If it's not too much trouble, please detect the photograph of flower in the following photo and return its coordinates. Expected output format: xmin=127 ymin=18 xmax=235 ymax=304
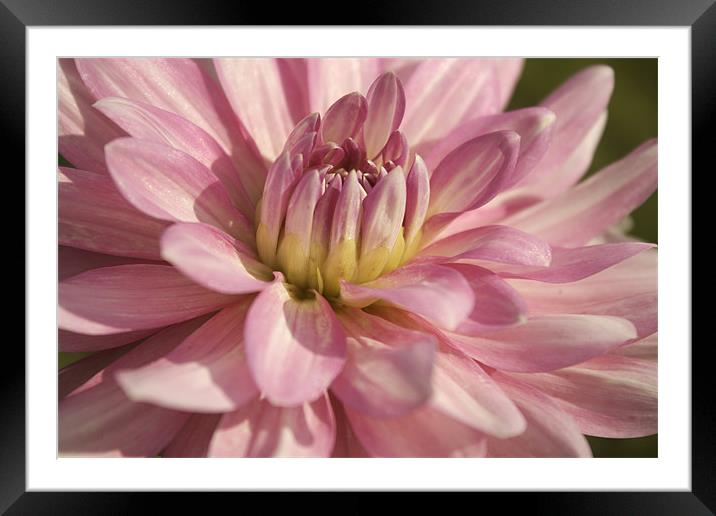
xmin=57 ymin=57 xmax=657 ymax=458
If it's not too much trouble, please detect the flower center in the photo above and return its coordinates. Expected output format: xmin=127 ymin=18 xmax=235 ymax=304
xmin=255 ymin=114 xmax=425 ymax=301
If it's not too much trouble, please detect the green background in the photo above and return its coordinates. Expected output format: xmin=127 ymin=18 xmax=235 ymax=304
xmin=59 ymin=58 xmax=658 ymax=458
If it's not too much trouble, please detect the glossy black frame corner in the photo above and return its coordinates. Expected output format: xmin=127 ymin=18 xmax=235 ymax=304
xmin=6 ymin=0 xmax=706 ymax=512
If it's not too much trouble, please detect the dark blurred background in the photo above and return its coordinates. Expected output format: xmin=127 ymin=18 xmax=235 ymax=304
xmin=509 ymin=58 xmax=658 ymax=458
xmin=59 ymin=58 xmax=658 ymax=458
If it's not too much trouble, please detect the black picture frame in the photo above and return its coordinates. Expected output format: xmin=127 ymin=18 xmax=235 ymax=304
xmin=6 ymin=0 xmax=705 ymax=512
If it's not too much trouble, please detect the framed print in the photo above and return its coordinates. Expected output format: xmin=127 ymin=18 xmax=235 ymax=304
xmin=7 ymin=0 xmax=706 ymax=512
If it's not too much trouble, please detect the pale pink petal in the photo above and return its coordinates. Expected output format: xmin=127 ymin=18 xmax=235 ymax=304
xmin=59 ymin=167 xmax=168 ymax=260
xmin=161 ymin=222 xmax=271 ymax=295
xmin=420 ymin=108 xmax=556 ymax=187
xmin=162 ymin=414 xmax=221 ymax=457
xmin=420 ymin=225 xmax=551 ymax=267
xmin=215 ymin=59 xmax=296 ymax=161
xmin=307 ymin=58 xmax=379 ymax=114
xmin=331 ymin=308 xmax=436 ymax=418
xmin=430 ymin=346 xmax=526 ymax=438
xmin=497 ymin=242 xmax=654 ymax=283
xmin=510 ymin=339 xmax=657 ymax=438
xmin=115 ymin=300 xmax=259 ymax=412
xmin=105 ymin=138 xmax=254 ymax=244
xmin=503 ymin=140 xmax=657 ymax=246
xmin=345 ymin=404 xmax=487 ymax=458
xmin=75 ymin=58 xmax=268 ymax=202
xmin=59 ymin=264 xmax=235 ymax=335
xmin=58 ymin=246 xmax=157 ymax=281
xmin=447 ymin=314 xmax=636 ymax=373
xmin=522 ymin=65 xmax=614 ymax=189
xmin=428 ymin=131 xmax=521 ymax=217
xmin=321 ymin=92 xmax=368 ymax=144
xmin=94 ymin=96 xmax=254 ymax=217
xmin=493 ymin=59 xmax=525 ymax=109
xmin=58 ymin=59 xmax=124 ymax=173
xmin=208 ymin=395 xmax=335 ymax=457
xmin=486 ymin=373 xmax=592 ymax=457
xmin=244 ymin=277 xmax=347 ymax=407
xmin=59 ymin=328 xmax=155 ymax=353
xmin=447 ymin=263 xmax=528 ymax=334
xmin=363 ymin=72 xmax=406 ymax=159
xmin=340 ymin=262 xmax=474 ymax=332
xmin=402 ymin=59 xmax=499 ymax=147
xmin=59 ymin=320 xmax=205 ymax=456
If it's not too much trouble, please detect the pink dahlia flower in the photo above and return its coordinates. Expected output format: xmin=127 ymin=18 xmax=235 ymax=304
xmin=58 ymin=58 xmax=657 ymax=457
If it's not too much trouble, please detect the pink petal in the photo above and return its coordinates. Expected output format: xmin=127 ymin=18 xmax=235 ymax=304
xmin=493 ymin=59 xmax=525 ymax=109
xmin=59 ymin=264 xmax=235 ymax=335
xmin=162 ymin=414 xmax=221 ymax=457
xmin=508 ymin=248 xmax=657 ymax=337
xmin=345 ymin=404 xmax=487 ymax=457
xmin=276 ymin=58 xmax=311 ymax=124
xmin=321 ymin=92 xmax=368 ymax=144
xmin=517 ymin=283 xmax=656 ymax=339
xmin=428 ymin=131 xmax=521 ymax=217
xmin=329 ymin=170 xmax=362 ymax=249
xmin=520 ymin=111 xmax=607 ymax=198
xmin=214 ymin=59 xmax=296 ymax=161
xmin=363 ymin=72 xmax=406 ymax=159
xmin=447 ymin=314 xmax=637 ymax=373
xmin=421 ymin=107 xmax=556 ymax=187
xmin=359 ymin=168 xmax=407 ymax=276
xmin=105 ymin=138 xmax=253 ymax=244
xmin=430 ymin=346 xmax=526 ymax=438
xmin=486 ymin=373 xmax=592 ymax=457
xmin=59 ymin=167 xmax=168 ymax=260
xmin=503 ymin=140 xmax=657 ymax=246
xmin=59 ymin=320 xmax=204 ymax=456
xmin=59 ymin=345 xmax=134 ymax=399
xmin=447 ymin=263 xmax=528 ymax=334
xmin=510 ymin=341 xmax=657 ymax=438
xmin=256 ymin=151 xmax=300 ymax=268
xmin=58 ymin=246 xmax=157 ymax=281
xmin=58 ymin=59 xmax=124 ymax=173
xmin=208 ymin=395 xmax=336 ymax=457
xmin=340 ymin=262 xmax=474 ymax=331
xmin=403 ymin=155 xmax=431 ymax=248
xmin=402 ymin=59 xmax=499 ymax=147
xmin=523 ymin=65 xmax=614 ymax=189
xmin=115 ymin=300 xmax=259 ymax=412
xmin=307 ymin=58 xmax=379 ymax=114
xmin=244 ymin=277 xmax=347 ymax=406
xmin=497 ymin=242 xmax=654 ymax=283
xmin=75 ymin=58 xmax=267 ymax=201
xmin=94 ymin=96 xmax=254 ymax=218
xmin=161 ymin=222 xmax=271 ymax=295
xmin=330 ymin=308 xmax=436 ymax=418
xmin=277 ymin=169 xmax=323 ymax=284
xmin=59 ymin=328 xmax=155 ymax=353
xmin=420 ymin=225 xmax=551 ymax=267
xmin=331 ymin=399 xmax=371 ymax=457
